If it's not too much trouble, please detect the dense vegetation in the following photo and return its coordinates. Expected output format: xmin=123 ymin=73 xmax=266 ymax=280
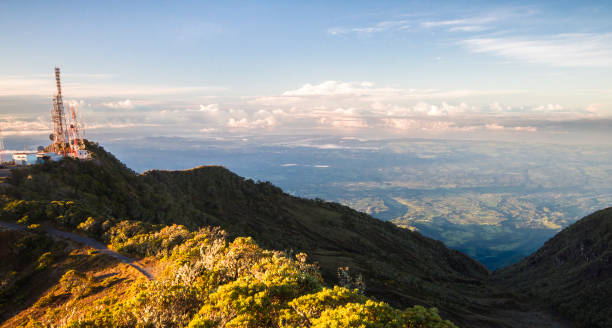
xmin=0 ymin=227 xmax=59 ymax=314
xmin=0 ymin=220 xmax=133 ymax=326
xmin=495 ymin=207 xmax=612 ymax=328
xmin=0 ymin=198 xmax=455 ymax=327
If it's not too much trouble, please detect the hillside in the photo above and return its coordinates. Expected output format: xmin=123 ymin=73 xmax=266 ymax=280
xmin=1 ymin=217 xmax=460 ymax=327
xmin=495 ymin=207 xmax=612 ymax=327
xmin=2 ymin=142 xmax=495 ymax=326
xmin=0 ymin=225 xmax=147 ymax=327
xmin=0 ymin=141 xmax=582 ymax=327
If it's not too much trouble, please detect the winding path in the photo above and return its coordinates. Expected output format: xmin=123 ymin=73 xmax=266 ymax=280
xmin=0 ymin=221 xmax=153 ymax=280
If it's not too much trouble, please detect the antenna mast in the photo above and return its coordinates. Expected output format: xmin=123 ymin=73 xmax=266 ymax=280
xmin=51 ymin=67 xmax=69 ymax=153
xmin=67 ymin=103 xmax=86 ymax=156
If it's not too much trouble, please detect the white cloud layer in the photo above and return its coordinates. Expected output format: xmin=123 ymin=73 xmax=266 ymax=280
xmin=0 ymin=75 xmax=224 ymax=97
xmin=102 ymin=99 xmax=135 ymax=110
xmin=275 ymin=80 xmax=519 ymax=102
xmin=1 ymin=79 xmax=609 ymax=142
xmin=328 ymin=20 xmax=411 ymax=36
xmin=462 ymin=33 xmax=612 ymax=67
xmin=328 ymin=8 xmax=533 ymax=36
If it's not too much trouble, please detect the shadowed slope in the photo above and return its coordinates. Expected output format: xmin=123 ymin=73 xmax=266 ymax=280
xmin=495 ymin=207 xmax=612 ymax=327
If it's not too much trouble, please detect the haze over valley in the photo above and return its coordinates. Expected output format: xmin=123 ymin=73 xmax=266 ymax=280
xmin=87 ymin=135 xmax=612 ymax=270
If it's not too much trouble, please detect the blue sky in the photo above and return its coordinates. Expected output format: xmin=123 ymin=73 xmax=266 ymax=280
xmin=1 ymin=0 xmax=612 ymax=145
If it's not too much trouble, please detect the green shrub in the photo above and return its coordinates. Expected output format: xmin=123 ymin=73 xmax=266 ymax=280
xmin=59 ymin=270 xmax=91 ymax=298
xmin=36 ymin=252 xmax=54 ymax=271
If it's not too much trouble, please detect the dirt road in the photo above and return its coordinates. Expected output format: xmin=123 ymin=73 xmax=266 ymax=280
xmin=0 ymin=221 xmax=153 ymax=280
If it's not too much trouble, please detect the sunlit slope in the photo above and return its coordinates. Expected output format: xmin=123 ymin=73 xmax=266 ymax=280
xmin=495 ymin=207 xmax=612 ymax=328
xmin=0 ymin=228 xmax=145 ymax=327
xmin=2 ymin=142 xmax=506 ymax=326
xmin=0 ymin=217 xmax=458 ymax=327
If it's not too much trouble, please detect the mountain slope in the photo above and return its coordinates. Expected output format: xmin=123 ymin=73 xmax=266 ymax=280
xmin=495 ymin=207 xmax=612 ymax=327
xmin=0 ymin=226 xmax=146 ymax=327
xmin=0 ymin=218 xmax=459 ymax=328
xmin=1 ymin=142 xmax=580 ymax=327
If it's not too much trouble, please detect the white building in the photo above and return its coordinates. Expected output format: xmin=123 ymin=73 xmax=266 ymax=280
xmin=12 ymin=152 xmax=38 ymax=165
xmin=66 ymin=149 xmax=91 ymax=160
xmin=37 ymin=152 xmax=64 ymax=162
xmin=10 ymin=149 xmax=90 ymax=166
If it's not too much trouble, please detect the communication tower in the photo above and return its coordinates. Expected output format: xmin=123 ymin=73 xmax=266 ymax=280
xmin=51 ymin=67 xmax=69 ymax=153
xmin=66 ymin=102 xmax=87 ymax=157
xmin=48 ymin=67 xmax=90 ymax=159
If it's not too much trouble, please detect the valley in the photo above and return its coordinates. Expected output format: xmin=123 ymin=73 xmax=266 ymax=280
xmin=100 ymin=135 xmax=612 ymax=269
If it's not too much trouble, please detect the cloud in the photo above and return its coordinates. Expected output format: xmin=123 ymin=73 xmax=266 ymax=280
xmin=380 ymin=119 xmax=537 ymax=133
xmin=0 ymin=116 xmax=50 ymax=136
xmin=584 ymin=103 xmax=610 ymax=114
xmin=226 ymin=118 xmax=250 ymax=128
xmin=328 ymin=20 xmax=411 ymax=36
xmin=224 ymin=80 xmax=608 ymax=135
xmin=195 ymin=103 xmax=219 ymax=113
xmin=488 ymin=102 xmax=509 ymax=112
xmin=282 ymin=81 xmax=381 ymax=97
xmin=513 ymin=126 xmax=537 ymax=132
xmin=383 ymin=120 xmax=479 ymax=133
xmin=227 ymin=117 xmax=276 ymax=129
xmin=461 ymin=33 xmax=612 ymax=67
xmin=449 ymin=25 xmax=489 ymax=32
xmin=420 ymin=121 xmax=460 ymax=132
xmin=86 ymin=122 xmax=161 ymax=130
xmin=2 ymin=74 xmax=608 ymax=141
xmin=248 ymin=96 xmax=302 ymax=106
xmin=0 ymin=77 xmax=51 ymax=96
xmin=63 ymin=73 xmax=114 ymax=79
xmin=226 ymin=109 xmax=278 ymax=129
xmin=485 ymin=123 xmax=505 ymax=130
xmin=0 ymin=74 xmax=224 ymax=97
xmin=102 ymin=99 xmax=135 ymax=109
xmin=533 ymin=104 xmax=563 ymax=112
xmin=320 ymin=117 xmax=368 ymax=129
xmin=279 ymin=80 xmax=518 ymax=101
xmin=421 ymin=16 xmax=497 ymax=30
xmin=382 ymin=118 xmax=417 ymax=130
xmin=412 ymin=101 xmax=471 ymax=116
xmin=484 ymin=123 xmax=537 ymax=132
xmin=329 ymin=8 xmax=533 ymax=36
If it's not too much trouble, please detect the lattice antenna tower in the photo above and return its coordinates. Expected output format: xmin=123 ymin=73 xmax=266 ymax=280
xmin=51 ymin=67 xmax=69 ymax=153
xmin=67 ymin=102 xmax=86 ymax=155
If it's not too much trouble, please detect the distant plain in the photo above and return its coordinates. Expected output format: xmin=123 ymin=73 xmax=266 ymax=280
xmin=90 ymin=135 xmax=612 ymax=270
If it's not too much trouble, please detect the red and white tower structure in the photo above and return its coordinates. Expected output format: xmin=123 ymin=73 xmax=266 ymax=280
xmin=51 ymin=67 xmax=69 ymax=153
xmin=49 ymin=67 xmax=90 ymax=159
xmin=66 ymin=102 xmax=87 ymax=157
